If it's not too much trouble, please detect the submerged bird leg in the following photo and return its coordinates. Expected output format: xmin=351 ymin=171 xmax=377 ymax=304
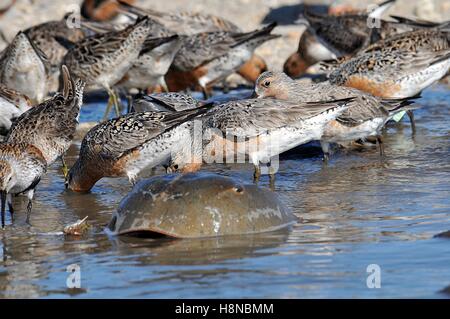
xmin=26 ymin=200 xmax=33 ymax=225
xmin=1 ymin=191 xmax=6 ymax=228
xmin=201 ymin=85 xmax=210 ymax=100
xmin=126 ymin=94 xmax=133 ymax=113
xmin=376 ymin=135 xmax=385 ymax=158
xmin=7 ymin=193 xmax=14 ymax=222
xmin=320 ymin=141 xmax=331 ymax=164
xmin=406 ymin=110 xmax=416 ymax=135
xmin=25 ymin=189 xmax=34 ymax=225
xmin=268 ymin=166 xmax=276 ymax=190
xmin=253 ymin=165 xmax=261 ymax=184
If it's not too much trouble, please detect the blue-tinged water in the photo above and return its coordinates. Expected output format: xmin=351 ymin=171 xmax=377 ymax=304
xmin=0 ymin=84 xmax=449 ymax=298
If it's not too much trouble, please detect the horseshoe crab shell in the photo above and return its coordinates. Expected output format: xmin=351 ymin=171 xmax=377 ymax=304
xmin=107 ymin=173 xmax=296 ymax=238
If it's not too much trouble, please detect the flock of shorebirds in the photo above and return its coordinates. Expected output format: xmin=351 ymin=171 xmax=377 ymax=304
xmin=0 ymin=0 xmax=449 ymax=228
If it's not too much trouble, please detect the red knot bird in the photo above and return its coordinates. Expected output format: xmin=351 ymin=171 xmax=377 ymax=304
xmin=165 ymin=23 xmax=280 ymax=98
xmin=116 ymin=35 xmax=182 ymax=93
xmin=328 ymin=29 xmax=450 ymax=131
xmin=0 ymin=31 xmax=50 ymax=103
xmin=117 ymin=0 xmax=270 ymax=88
xmin=0 ymin=66 xmax=84 ymax=226
xmin=169 ymin=96 xmax=353 ymax=186
xmin=61 ymin=16 xmax=154 ymax=119
xmin=254 ymin=71 xmax=418 ymax=160
xmin=131 ymin=92 xmax=202 ymax=113
xmin=67 ymin=104 xmax=212 ymax=192
xmin=285 ymin=0 xmax=449 ymax=77
xmin=24 ymin=16 xmax=86 ymax=93
xmin=116 ymin=0 xmax=240 ymax=35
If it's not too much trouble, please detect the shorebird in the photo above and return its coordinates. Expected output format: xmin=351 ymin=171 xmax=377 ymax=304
xmin=0 ymin=143 xmax=46 ymax=227
xmin=176 ymin=97 xmax=354 ymax=185
xmin=0 ymin=84 xmax=32 ymax=135
xmin=116 ymin=0 xmax=240 ymax=35
xmin=67 ymin=104 xmax=212 ymax=192
xmin=116 ymin=35 xmax=182 ymax=93
xmin=24 ymin=16 xmax=86 ymax=93
xmin=254 ymin=71 xmax=417 ymax=160
xmin=283 ymin=27 xmax=337 ymax=77
xmin=0 ymin=31 xmax=50 ymax=103
xmin=0 ymin=64 xmax=83 ymax=227
xmin=61 ymin=16 xmax=154 ymax=119
xmin=166 ymin=23 xmax=279 ymax=98
xmin=131 ymin=92 xmax=202 ymax=113
xmin=117 ymin=0 xmax=270 ymax=87
xmin=296 ymin=0 xmax=397 ymax=57
xmin=285 ymin=0 xmax=449 ymax=77
xmin=81 ymin=0 xmax=135 ymax=21
xmin=328 ymin=29 xmax=450 ymax=129
xmin=6 ymin=65 xmax=85 ymax=180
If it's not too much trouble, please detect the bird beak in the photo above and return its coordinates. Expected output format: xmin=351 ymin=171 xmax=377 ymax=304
xmin=249 ymin=91 xmax=258 ymax=98
xmin=1 ymin=190 xmax=6 ymax=228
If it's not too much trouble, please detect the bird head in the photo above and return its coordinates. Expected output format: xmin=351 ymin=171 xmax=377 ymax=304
xmin=253 ymin=71 xmax=293 ymax=99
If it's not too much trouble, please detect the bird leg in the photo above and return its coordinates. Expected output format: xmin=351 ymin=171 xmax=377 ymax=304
xmin=103 ymin=87 xmax=121 ymax=120
xmin=406 ymin=110 xmax=416 ymax=136
xmin=201 ymin=85 xmax=210 ymax=100
xmin=25 ymin=189 xmax=35 ymax=225
xmin=376 ymin=135 xmax=385 ymax=158
xmin=111 ymin=89 xmax=121 ymax=117
xmin=253 ymin=165 xmax=261 ymax=184
xmin=103 ymin=93 xmax=114 ymax=120
xmin=320 ymin=140 xmax=331 ymax=164
xmin=1 ymin=191 xmax=6 ymax=228
xmin=61 ymin=155 xmax=69 ymax=181
xmin=7 ymin=193 xmax=13 ymax=222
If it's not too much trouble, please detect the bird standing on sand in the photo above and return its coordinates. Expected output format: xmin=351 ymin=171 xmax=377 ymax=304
xmin=0 ymin=66 xmax=84 ymax=226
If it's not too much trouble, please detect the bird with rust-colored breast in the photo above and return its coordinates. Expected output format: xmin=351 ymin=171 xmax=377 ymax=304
xmin=254 ymin=71 xmax=418 ymax=161
xmin=0 ymin=66 xmax=84 ymax=227
xmin=168 ymin=96 xmax=353 ymax=187
xmin=67 ymin=103 xmax=212 ymax=193
xmin=166 ymin=22 xmax=280 ymax=98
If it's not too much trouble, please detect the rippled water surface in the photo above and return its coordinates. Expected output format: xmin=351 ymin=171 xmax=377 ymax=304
xmin=0 ymin=84 xmax=449 ymax=298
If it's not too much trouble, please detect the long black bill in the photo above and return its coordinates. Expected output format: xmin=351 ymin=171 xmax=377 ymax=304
xmin=1 ymin=191 xmax=6 ymax=228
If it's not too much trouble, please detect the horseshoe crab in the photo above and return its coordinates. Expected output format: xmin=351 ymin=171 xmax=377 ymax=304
xmin=107 ymin=173 xmax=296 ymax=238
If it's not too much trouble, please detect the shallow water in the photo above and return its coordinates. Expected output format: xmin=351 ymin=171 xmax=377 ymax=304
xmin=0 ymin=84 xmax=449 ymax=298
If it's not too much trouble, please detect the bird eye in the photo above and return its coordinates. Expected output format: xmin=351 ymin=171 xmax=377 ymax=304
xmin=263 ymin=80 xmax=271 ymax=87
